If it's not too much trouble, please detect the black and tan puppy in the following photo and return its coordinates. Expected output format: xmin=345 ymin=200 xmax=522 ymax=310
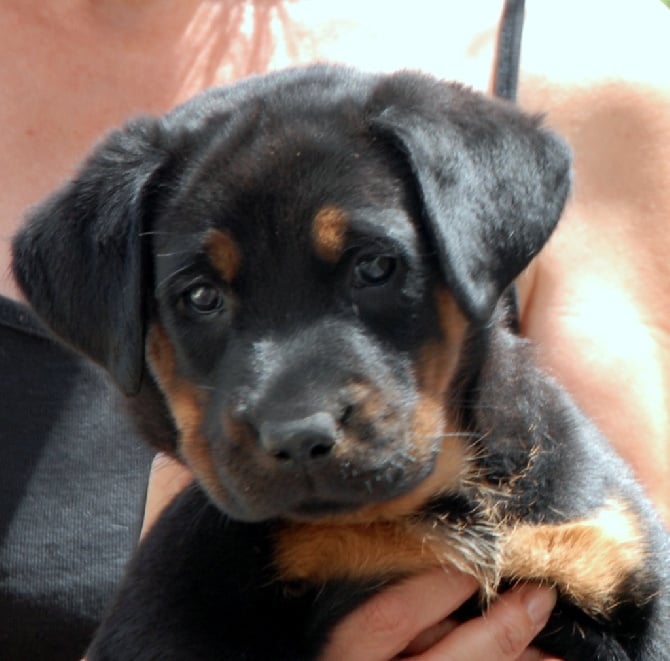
xmin=12 ymin=65 xmax=670 ymax=660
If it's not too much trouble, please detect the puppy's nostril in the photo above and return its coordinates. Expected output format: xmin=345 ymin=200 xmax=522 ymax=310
xmin=272 ymin=439 xmax=332 ymax=463
xmin=309 ymin=441 xmax=333 ymax=459
xmin=340 ymin=404 xmax=355 ymax=425
xmin=274 ymin=449 xmax=292 ymax=462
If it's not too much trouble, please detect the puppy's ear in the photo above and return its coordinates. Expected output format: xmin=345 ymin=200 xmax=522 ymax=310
xmin=369 ymin=72 xmax=571 ymax=322
xmin=12 ymin=118 xmax=166 ymax=394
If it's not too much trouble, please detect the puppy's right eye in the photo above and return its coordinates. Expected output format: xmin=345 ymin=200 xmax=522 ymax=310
xmin=183 ymin=284 xmax=224 ymax=316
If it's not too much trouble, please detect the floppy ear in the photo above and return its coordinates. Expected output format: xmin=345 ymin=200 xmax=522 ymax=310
xmin=369 ymin=71 xmax=571 ymax=322
xmin=12 ymin=117 xmax=167 ymax=394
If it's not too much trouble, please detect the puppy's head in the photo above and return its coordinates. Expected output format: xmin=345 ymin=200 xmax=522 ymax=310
xmin=12 ymin=66 xmax=570 ymax=523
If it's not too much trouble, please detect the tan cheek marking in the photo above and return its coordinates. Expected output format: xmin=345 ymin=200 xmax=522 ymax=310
xmin=320 ymin=439 xmax=471 ymax=525
xmin=382 ymin=289 xmax=472 ymax=515
xmin=146 ymin=325 xmax=228 ymax=505
xmin=501 ymin=500 xmax=648 ymax=616
xmin=358 ymin=402 xmax=469 ymax=521
xmin=312 ymin=205 xmax=349 ymax=263
xmin=205 ymin=228 xmax=242 ymax=282
xmin=417 ymin=288 xmax=469 ymax=396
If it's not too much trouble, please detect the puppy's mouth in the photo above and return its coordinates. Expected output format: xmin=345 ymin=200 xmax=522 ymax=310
xmin=199 ymin=432 xmax=447 ymax=523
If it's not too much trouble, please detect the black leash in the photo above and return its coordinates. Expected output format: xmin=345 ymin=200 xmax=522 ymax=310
xmin=493 ymin=0 xmax=526 ymax=332
xmin=493 ymin=0 xmax=526 ymax=103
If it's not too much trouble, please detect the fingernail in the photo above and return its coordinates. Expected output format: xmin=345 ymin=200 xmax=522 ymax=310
xmin=524 ymin=586 xmax=557 ymax=627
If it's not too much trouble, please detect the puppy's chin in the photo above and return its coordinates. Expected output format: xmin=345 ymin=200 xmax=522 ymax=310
xmin=200 ymin=446 xmax=448 ymax=525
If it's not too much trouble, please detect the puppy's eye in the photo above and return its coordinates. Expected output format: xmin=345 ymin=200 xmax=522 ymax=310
xmin=352 ymin=255 xmax=397 ymax=288
xmin=183 ymin=284 xmax=224 ymax=315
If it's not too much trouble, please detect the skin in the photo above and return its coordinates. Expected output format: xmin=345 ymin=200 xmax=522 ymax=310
xmin=2 ymin=1 xmax=668 ymax=658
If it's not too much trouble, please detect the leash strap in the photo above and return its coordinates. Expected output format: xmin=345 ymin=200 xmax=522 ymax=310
xmin=493 ymin=0 xmax=526 ymax=102
xmin=493 ymin=0 xmax=526 ymax=332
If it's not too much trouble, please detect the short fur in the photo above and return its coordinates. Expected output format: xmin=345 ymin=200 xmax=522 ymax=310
xmin=12 ymin=65 xmax=670 ymax=660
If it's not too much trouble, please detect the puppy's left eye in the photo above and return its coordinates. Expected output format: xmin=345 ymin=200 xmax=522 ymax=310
xmin=352 ymin=255 xmax=397 ymax=288
xmin=183 ymin=284 xmax=224 ymax=315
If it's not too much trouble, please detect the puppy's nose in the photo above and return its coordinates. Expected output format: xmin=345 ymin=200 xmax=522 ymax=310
xmin=259 ymin=411 xmax=337 ymax=463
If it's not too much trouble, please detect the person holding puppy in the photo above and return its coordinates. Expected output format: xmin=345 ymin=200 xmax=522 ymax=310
xmin=1 ymin=1 xmax=668 ymax=659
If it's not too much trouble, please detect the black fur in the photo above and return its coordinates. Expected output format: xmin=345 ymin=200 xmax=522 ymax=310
xmin=12 ymin=65 xmax=669 ymax=660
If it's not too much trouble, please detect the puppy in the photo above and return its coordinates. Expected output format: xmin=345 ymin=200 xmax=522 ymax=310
xmin=13 ymin=65 xmax=669 ymax=660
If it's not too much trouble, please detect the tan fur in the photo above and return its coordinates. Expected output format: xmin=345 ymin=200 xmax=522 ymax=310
xmin=275 ymin=514 xmax=499 ymax=585
xmin=276 ymin=499 xmax=647 ymax=619
xmin=416 ymin=289 xmax=469 ymax=397
xmin=205 ymin=228 xmax=242 ymax=282
xmin=325 ymin=425 xmax=471 ymax=526
xmin=275 ymin=521 xmax=434 ymax=582
xmin=377 ymin=288 xmax=473 ymax=517
xmin=146 ymin=325 xmax=227 ymax=504
xmin=311 ymin=206 xmax=349 ymax=263
xmin=501 ymin=500 xmax=648 ymax=616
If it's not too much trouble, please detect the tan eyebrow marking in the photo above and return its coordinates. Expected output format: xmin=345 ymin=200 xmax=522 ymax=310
xmin=205 ymin=229 xmax=242 ymax=282
xmin=312 ymin=206 xmax=349 ymax=263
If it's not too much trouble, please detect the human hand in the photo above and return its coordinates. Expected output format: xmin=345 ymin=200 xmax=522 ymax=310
xmin=321 ymin=569 xmax=560 ymax=661
xmin=140 ymin=453 xmax=193 ymax=538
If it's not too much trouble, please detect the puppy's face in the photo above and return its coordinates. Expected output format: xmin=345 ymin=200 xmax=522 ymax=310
xmin=12 ymin=65 xmax=571 ymax=524
xmin=146 ymin=130 xmax=469 ymax=522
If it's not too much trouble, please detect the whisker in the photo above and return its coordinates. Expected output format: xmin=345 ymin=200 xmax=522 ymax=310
xmin=156 ymin=262 xmax=195 ymax=290
xmin=439 ymin=431 xmax=481 ymax=440
xmin=155 ymin=250 xmax=198 ymax=258
xmin=139 ymin=230 xmax=201 ymax=238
